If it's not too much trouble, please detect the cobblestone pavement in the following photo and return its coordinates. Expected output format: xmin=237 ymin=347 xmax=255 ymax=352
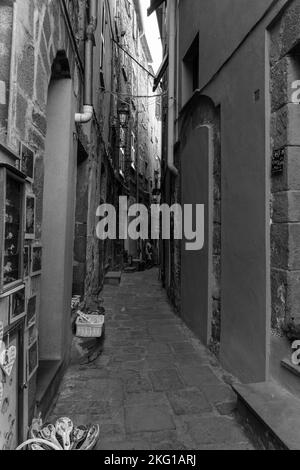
xmin=50 ymin=269 xmax=255 ymax=450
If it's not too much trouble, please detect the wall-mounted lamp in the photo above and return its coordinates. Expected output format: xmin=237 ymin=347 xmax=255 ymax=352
xmin=118 ymin=106 xmax=130 ymax=128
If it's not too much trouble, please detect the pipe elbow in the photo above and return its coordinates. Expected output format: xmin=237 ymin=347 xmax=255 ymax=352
xmin=75 ymin=105 xmax=93 ymax=124
xmin=168 ymin=162 xmax=179 ymax=177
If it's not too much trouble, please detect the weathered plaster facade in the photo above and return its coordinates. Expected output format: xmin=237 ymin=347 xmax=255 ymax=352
xmin=0 ymin=0 xmax=162 ymax=448
xmin=157 ymin=0 xmax=300 ymax=392
xmin=270 ymin=0 xmax=300 ymax=335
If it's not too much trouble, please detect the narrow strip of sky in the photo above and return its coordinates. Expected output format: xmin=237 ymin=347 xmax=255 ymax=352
xmin=141 ymin=1 xmax=162 ymax=73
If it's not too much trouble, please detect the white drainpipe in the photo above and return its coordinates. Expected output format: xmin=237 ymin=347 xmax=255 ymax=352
xmin=75 ymin=0 xmax=98 ymax=124
xmin=167 ymin=0 xmax=179 ymax=176
xmin=75 ymin=104 xmax=94 ymax=123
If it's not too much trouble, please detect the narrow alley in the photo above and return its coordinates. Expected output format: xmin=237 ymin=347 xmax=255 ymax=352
xmin=49 ymin=270 xmax=254 ymax=450
xmin=3 ymin=0 xmax=300 ymax=452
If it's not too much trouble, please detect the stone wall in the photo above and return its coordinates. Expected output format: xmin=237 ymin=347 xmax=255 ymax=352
xmin=0 ymin=0 xmax=13 ymax=140
xmin=0 ymin=0 xmax=116 ymax=433
xmin=211 ymin=107 xmax=222 ymax=355
xmin=270 ymin=0 xmax=300 ymax=338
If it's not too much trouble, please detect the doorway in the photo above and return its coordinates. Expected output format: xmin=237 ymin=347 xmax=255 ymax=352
xmin=37 ymin=53 xmax=76 ymax=413
xmin=73 ymin=142 xmax=88 ymax=297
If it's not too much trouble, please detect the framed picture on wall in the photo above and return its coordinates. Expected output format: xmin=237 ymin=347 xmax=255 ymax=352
xmin=31 ymin=246 xmax=42 ymax=277
xmin=27 ymin=325 xmax=37 ymax=348
xmin=0 ymin=296 xmax=9 ymax=330
xmin=0 ymin=164 xmax=26 ymax=294
xmin=23 ymin=245 xmax=30 ymax=279
xmin=9 ymin=286 xmax=26 ymax=325
xmin=27 ymin=338 xmax=38 ymax=381
xmin=25 ymin=195 xmax=35 ymax=240
xmin=26 ymin=294 xmax=37 ymax=328
xmin=20 ymin=144 xmax=35 ymax=182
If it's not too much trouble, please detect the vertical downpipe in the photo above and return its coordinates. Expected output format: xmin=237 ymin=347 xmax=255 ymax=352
xmin=167 ymin=1 xmax=178 ymax=290
xmin=75 ymin=0 xmax=98 ymax=123
xmin=167 ymin=0 xmax=178 ymax=176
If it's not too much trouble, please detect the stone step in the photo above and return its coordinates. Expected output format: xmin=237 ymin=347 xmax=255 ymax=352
xmin=233 ymin=381 xmax=300 ymax=450
xmin=36 ymin=360 xmax=65 ymax=419
xmin=123 ymin=266 xmax=137 ymax=273
xmin=132 ymin=259 xmax=146 ymax=271
xmin=104 ymin=271 xmax=122 ymax=286
xmin=281 ymin=357 xmax=300 ymax=378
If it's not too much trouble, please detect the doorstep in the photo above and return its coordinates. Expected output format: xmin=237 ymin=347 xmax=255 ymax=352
xmin=281 ymin=357 xmax=300 ymax=378
xmin=123 ymin=266 xmax=137 ymax=273
xmin=233 ymin=381 xmax=300 ymax=450
xmin=132 ymin=259 xmax=146 ymax=271
xmin=36 ymin=360 xmax=65 ymax=419
xmin=104 ymin=271 xmax=122 ymax=286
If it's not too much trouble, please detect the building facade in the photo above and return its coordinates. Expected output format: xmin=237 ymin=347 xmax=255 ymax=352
xmin=0 ymin=0 xmax=106 ymax=448
xmin=0 ymin=0 xmax=161 ymax=449
xmin=111 ymin=0 xmax=162 ymax=261
xmin=151 ymin=0 xmax=300 ymax=402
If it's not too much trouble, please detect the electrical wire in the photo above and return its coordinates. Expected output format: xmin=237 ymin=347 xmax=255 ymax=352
xmin=102 ymin=89 xmax=166 ymax=99
xmin=102 ymin=2 xmax=163 ymax=121
xmin=113 ymin=39 xmax=156 ymax=79
xmin=104 ymin=0 xmax=156 ymax=79
xmin=105 ymin=0 xmax=115 ymax=40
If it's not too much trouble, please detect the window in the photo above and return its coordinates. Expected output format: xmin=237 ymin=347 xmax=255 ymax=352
xmin=86 ymin=2 xmax=90 ymax=28
xmin=131 ymin=132 xmax=136 ymax=167
xmin=132 ymin=10 xmax=136 ymax=40
xmin=100 ymin=2 xmax=106 ymax=70
xmin=119 ymin=127 xmax=126 ymax=176
xmin=132 ymin=66 xmax=137 ymax=97
xmin=125 ymin=0 xmax=131 ymax=17
xmin=155 ymin=96 xmax=162 ymax=121
xmin=121 ymin=42 xmax=129 ymax=81
xmin=182 ymin=33 xmax=199 ymax=105
xmin=119 ymin=148 xmax=125 ymax=176
xmin=120 ymin=127 xmax=126 ymax=148
xmin=154 ymin=171 xmax=159 ymax=190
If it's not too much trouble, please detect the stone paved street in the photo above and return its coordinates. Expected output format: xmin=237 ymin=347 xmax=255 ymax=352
xmin=49 ymin=269 xmax=255 ymax=450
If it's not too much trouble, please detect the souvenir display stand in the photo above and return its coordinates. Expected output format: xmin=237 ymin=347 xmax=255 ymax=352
xmin=0 ymin=162 xmax=27 ymax=450
xmin=16 ymin=417 xmax=100 ymax=450
xmin=0 ymin=164 xmax=26 ymax=295
xmin=0 ymin=320 xmax=25 ymax=450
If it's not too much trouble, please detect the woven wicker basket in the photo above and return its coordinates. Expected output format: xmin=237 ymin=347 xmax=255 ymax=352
xmin=76 ymin=314 xmax=105 ymax=338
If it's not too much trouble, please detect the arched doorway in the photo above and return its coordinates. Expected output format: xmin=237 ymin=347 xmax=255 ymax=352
xmin=180 ymin=95 xmax=221 ymax=348
xmin=37 ymin=52 xmax=76 ymax=413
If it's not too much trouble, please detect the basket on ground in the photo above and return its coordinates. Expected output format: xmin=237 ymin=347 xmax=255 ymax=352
xmin=76 ymin=314 xmax=105 ymax=338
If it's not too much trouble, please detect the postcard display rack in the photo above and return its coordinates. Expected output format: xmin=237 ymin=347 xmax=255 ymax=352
xmin=0 ymin=162 xmax=27 ymax=450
